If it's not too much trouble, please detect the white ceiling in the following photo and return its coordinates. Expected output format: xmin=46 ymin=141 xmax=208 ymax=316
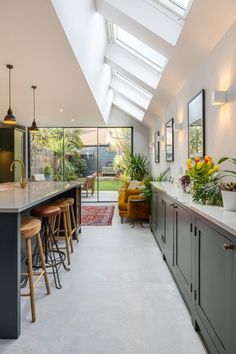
xmin=0 ymin=0 xmax=105 ymax=127
xmin=0 ymin=0 xmax=236 ymax=128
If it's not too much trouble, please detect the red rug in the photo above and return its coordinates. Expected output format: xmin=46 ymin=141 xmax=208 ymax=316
xmin=81 ymin=205 xmax=115 ymax=226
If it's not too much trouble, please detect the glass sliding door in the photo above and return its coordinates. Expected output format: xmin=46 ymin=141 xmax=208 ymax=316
xmin=75 ymin=128 xmax=98 ymax=202
xmin=29 ymin=127 xmax=132 ymax=202
xmin=97 ymin=127 xmax=132 ymax=202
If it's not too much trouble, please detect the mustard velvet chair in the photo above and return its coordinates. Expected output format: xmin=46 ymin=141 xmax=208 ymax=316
xmin=118 ymin=182 xmax=150 ymax=223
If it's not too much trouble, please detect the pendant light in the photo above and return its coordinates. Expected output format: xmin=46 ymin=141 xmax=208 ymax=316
xmin=29 ymin=85 xmax=39 ymax=133
xmin=3 ymin=64 xmax=16 ymax=125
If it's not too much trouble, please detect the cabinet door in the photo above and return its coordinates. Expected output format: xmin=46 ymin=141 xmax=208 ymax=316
xmin=151 ymin=190 xmax=157 ymax=236
xmin=156 ymin=196 xmax=165 ymax=251
xmin=163 ymin=199 xmax=174 ymax=266
xmin=174 ymin=205 xmax=193 ymax=307
xmin=195 ymin=219 xmax=233 ymax=354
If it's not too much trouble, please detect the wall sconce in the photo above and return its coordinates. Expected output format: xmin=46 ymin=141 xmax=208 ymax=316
xmin=211 ymin=90 xmax=227 ymax=106
xmin=161 ymin=134 xmax=165 ymax=141
xmin=174 ymin=123 xmax=183 ymax=131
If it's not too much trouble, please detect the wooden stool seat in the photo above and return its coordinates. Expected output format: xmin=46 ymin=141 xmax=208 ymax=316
xmin=60 ymin=197 xmax=79 ymax=243
xmin=21 ymin=217 xmax=50 ymax=323
xmin=31 ymin=205 xmax=61 ymax=218
xmin=21 ymin=218 xmax=41 ymax=239
xmin=51 ymin=200 xmax=73 ymax=265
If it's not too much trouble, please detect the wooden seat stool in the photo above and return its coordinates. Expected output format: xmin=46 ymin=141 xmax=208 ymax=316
xmin=51 ymin=200 xmax=74 ymax=265
xmin=31 ymin=205 xmax=69 ymax=289
xmin=60 ymin=197 xmax=79 ymax=243
xmin=21 ymin=218 xmax=50 ymax=322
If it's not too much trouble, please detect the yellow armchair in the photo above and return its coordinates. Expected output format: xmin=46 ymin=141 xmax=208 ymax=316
xmin=118 ymin=182 xmax=150 ymax=223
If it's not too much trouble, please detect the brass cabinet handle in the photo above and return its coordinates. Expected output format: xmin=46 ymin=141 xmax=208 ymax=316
xmin=223 ymin=243 xmax=234 ymax=251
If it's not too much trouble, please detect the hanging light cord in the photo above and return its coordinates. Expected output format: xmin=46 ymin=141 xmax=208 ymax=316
xmin=8 ymin=67 xmax=11 ymax=109
xmin=32 ymin=86 xmax=37 ymax=123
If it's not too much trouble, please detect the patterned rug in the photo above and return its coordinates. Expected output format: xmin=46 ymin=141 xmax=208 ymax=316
xmin=81 ymin=205 xmax=115 ymax=226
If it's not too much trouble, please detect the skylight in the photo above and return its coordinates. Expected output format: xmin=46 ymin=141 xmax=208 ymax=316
xmin=150 ymin=0 xmax=193 ymax=18
xmin=112 ymin=25 xmax=167 ymax=72
xmin=115 ymin=72 xmax=153 ymax=99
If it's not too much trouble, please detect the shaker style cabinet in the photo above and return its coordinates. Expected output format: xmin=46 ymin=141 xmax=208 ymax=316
xmin=173 ymin=204 xmax=193 ymax=309
xmin=151 ymin=187 xmax=236 ymax=354
xmin=0 ymin=126 xmax=25 ymax=183
xmin=195 ymin=219 xmax=234 ymax=354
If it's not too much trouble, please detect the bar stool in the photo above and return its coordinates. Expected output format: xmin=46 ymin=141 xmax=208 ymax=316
xmin=21 ymin=218 xmax=50 ymax=322
xmin=31 ymin=205 xmax=69 ymax=289
xmin=60 ymin=197 xmax=79 ymax=243
xmin=51 ymin=200 xmax=73 ymax=265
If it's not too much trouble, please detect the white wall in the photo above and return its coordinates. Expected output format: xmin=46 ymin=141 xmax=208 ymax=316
xmin=150 ymin=22 xmax=236 ymax=179
xmin=108 ymin=106 xmax=150 ymax=158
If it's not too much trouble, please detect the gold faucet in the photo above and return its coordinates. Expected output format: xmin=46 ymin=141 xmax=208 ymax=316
xmin=10 ymin=160 xmax=27 ymax=188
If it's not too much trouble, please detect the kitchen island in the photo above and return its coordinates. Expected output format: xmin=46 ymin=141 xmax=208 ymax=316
xmin=0 ymin=181 xmax=81 ymax=339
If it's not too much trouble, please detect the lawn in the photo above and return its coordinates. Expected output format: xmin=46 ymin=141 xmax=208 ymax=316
xmin=95 ymin=179 xmax=121 ymax=191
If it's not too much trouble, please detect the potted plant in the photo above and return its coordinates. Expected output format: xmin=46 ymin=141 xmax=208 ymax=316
xmin=124 ymin=153 xmax=149 ymax=181
xmin=220 ymin=183 xmax=236 ymax=211
xmin=186 ymin=155 xmax=220 ymax=204
xmin=43 ymin=164 xmax=53 ymax=181
xmin=218 ymin=157 xmax=236 ymax=211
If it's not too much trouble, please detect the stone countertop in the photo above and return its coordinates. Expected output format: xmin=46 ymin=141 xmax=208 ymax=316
xmin=0 ymin=181 xmax=81 ymax=213
xmin=151 ymin=182 xmax=236 ymax=237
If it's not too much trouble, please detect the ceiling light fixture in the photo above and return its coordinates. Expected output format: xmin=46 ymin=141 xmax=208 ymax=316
xmin=211 ymin=90 xmax=227 ymax=106
xmin=29 ymin=86 xmax=39 ymax=133
xmin=3 ymin=64 xmax=16 ymax=125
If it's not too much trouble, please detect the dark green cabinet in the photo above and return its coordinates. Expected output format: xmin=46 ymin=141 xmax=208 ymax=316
xmin=151 ymin=189 xmax=158 ymax=238
xmin=195 ymin=219 xmax=234 ymax=354
xmin=163 ymin=199 xmax=174 ymax=266
xmin=157 ymin=196 xmax=165 ymax=249
xmin=173 ymin=204 xmax=193 ymax=308
xmin=151 ymin=187 xmax=236 ymax=354
xmin=0 ymin=127 xmax=25 ymax=183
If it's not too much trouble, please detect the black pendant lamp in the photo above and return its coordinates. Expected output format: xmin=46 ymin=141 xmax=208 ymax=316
xmin=3 ymin=64 xmax=16 ymax=125
xmin=29 ymin=85 xmax=39 ymax=133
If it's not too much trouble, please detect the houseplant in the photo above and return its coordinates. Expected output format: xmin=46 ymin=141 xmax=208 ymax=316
xmin=186 ymin=155 xmax=220 ymax=204
xmin=124 ymin=153 xmax=149 ymax=181
xmin=218 ymin=157 xmax=236 ymax=211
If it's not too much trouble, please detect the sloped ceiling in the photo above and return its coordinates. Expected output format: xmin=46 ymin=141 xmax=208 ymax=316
xmin=145 ymin=0 xmax=236 ymax=126
xmin=0 ymin=0 xmax=105 ymax=127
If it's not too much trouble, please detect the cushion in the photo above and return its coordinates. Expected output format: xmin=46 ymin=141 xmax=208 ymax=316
xmin=124 ymin=189 xmax=141 ymax=202
xmin=128 ymin=180 xmax=141 ymax=190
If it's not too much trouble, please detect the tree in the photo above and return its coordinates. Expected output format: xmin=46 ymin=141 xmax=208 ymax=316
xmin=31 ymin=128 xmax=84 ymax=181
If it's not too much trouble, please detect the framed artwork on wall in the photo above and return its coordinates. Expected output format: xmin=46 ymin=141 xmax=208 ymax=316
xmin=154 ymin=131 xmax=160 ymax=163
xmin=165 ymin=118 xmax=174 ymax=162
xmin=188 ymin=89 xmax=205 ymax=158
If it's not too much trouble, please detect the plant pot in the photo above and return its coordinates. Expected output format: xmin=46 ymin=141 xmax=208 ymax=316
xmin=221 ymin=190 xmax=236 ymax=211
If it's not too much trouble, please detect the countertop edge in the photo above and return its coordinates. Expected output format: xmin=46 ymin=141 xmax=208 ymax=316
xmin=0 ymin=182 xmax=81 ymax=213
xmin=151 ymin=182 xmax=236 ymax=237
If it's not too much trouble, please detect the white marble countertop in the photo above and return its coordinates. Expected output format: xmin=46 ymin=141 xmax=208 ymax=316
xmin=151 ymin=182 xmax=236 ymax=237
xmin=0 ymin=181 xmax=81 ymax=213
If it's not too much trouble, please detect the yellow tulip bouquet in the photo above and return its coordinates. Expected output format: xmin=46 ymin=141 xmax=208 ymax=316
xmin=186 ymin=155 xmax=222 ymax=205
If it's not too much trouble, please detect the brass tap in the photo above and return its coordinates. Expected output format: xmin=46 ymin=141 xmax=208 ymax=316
xmin=10 ymin=160 xmax=27 ymax=188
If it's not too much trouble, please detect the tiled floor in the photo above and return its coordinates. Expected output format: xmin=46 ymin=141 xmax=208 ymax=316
xmin=0 ymin=204 xmax=207 ymax=354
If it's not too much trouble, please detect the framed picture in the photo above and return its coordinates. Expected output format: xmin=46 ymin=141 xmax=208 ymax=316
xmin=165 ymin=118 xmax=174 ymax=162
xmin=154 ymin=131 xmax=160 ymax=163
xmin=188 ymin=89 xmax=205 ymax=158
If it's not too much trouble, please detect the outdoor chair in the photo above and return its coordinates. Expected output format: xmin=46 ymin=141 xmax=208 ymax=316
xmin=82 ymin=175 xmax=95 ymax=197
